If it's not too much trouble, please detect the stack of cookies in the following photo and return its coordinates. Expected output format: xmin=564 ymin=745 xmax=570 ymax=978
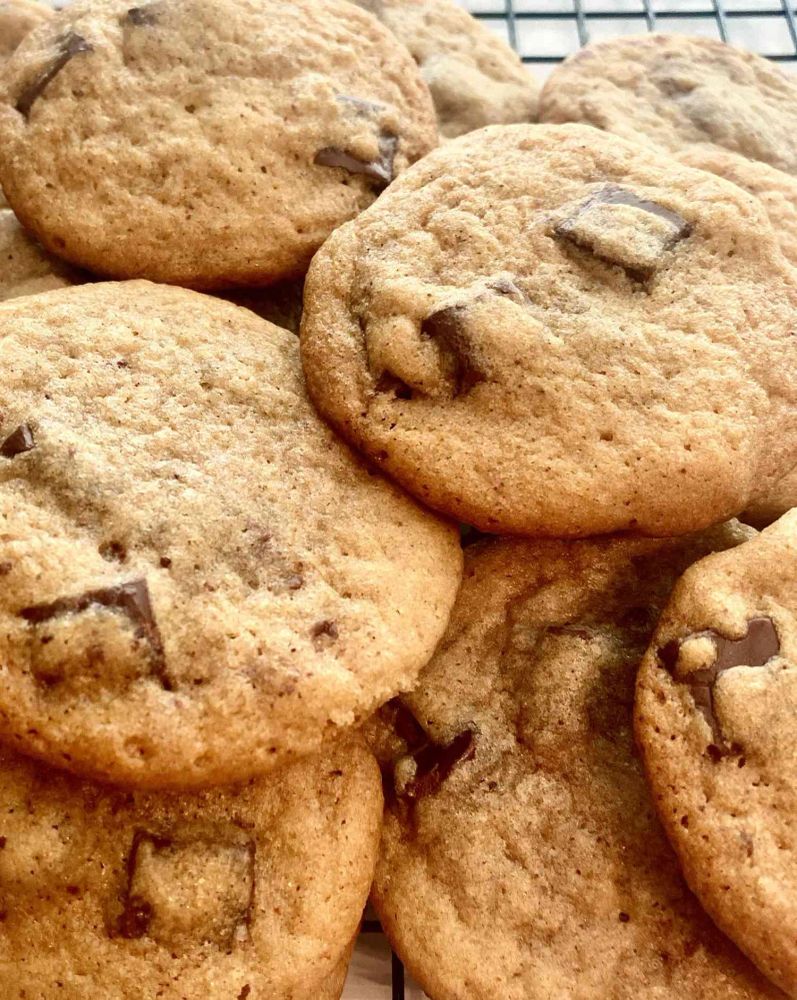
xmin=0 ymin=1 xmax=794 ymax=998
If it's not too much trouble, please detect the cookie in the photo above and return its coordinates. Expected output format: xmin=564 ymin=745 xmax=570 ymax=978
xmin=539 ymin=35 xmax=797 ymax=175
xmin=0 ymin=732 xmax=381 ymax=999
xmin=0 ymin=280 xmax=462 ymax=788
xmin=370 ymin=526 xmax=783 ymax=999
xmin=0 ymin=0 xmax=438 ymax=289
xmin=222 ymin=278 xmax=305 ymax=335
xmin=676 ymin=147 xmax=797 ymax=266
xmin=348 ymin=0 xmax=538 ymax=139
xmin=0 ymin=0 xmax=50 ymax=63
xmin=300 ymin=123 xmax=797 ymax=537
xmin=742 ymin=466 xmax=797 ymax=528
xmin=0 ymin=207 xmax=84 ymax=300
xmin=635 ymin=510 xmax=797 ymax=995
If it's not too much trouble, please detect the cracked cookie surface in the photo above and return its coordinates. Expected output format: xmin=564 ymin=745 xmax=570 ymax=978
xmin=0 ymin=734 xmax=380 ymax=999
xmin=0 ymin=280 xmax=462 ymax=788
xmin=0 ymin=0 xmax=438 ymax=288
xmin=348 ymin=0 xmax=538 ymax=138
xmin=636 ymin=510 xmax=797 ymax=995
xmin=370 ymin=525 xmax=784 ymax=1000
xmin=300 ymin=123 xmax=797 ymax=537
xmin=539 ymin=34 xmax=797 ymax=175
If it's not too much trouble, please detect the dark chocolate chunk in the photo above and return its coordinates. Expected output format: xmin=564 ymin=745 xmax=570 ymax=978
xmin=311 ymin=619 xmax=339 ymax=643
xmin=16 ymin=32 xmax=94 ymax=119
xmin=0 ymin=423 xmax=35 ymax=459
xmin=400 ymin=728 xmax=476 ymax=800
xmin=380 ymin=698 xmax=428 ymax=751
xmin=555 ymin=183 xmax=692 ymax=279
xmin=660 ymin=616 xmax=780 ymax=754
xmin=422 ymin=305 xmax=486 ymax=396
xmin=20 ymin=579 xmax=169 ymax=688
xmin=314 ymin=132 xmax=398 ymax=190
xmin=126 ymin=6 xmax=158 ymax=25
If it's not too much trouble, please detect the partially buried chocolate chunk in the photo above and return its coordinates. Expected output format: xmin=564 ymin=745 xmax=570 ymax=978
xmin=421 ymin=305 xmax=486 ymax=397
xmin=397 ymin=728 xmax=476 ymax=800
xmin=126 ymin=6 xmax=159 ymax=26
xmin=659 ymin=616 xmax=780 ymax=754
xmin=314 ymin=133 xmax=398 ymax=189
xmin=0 ymin=423 xmax=35 ymax=458
xmin=16 ymin=32 xmax=94 ymax=119
xmin=20 ymin=579 xmax=169 ymax=687
xmin=555 ymin=183 xmax=692 ymax=279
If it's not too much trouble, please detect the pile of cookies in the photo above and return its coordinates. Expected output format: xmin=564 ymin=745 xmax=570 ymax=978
xmin=0 ymin=1 xmax=794 ymax=998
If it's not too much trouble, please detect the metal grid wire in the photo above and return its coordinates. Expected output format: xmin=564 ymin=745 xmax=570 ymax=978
xmin=346 ymin=1 xmax=796 ymax=996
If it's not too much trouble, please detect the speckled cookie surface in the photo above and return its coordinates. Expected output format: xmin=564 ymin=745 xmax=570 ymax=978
xmin=0 ymin=280 xmax=462 ymax=788
xmin=0 ymin=734 xmax=381 ymax=999
xmin=370 ymin=526 xmax=784 ymax=1000
xmin=539 ymin=35 xmax=797 ymax=175
xmin=636 ymin=510 xmax=797 ymax=995
xmin=677 ymin=147 xmax=797 ymax=266
xmin=0 ymin=207 xmax=83 ymax=300
xmin=349 ymin=0 xmax=538 ymax=138
xmin=0 ymin=0 xmax=50 ymax=62
xmin=742 ymin=466 xmax=796 ymax=528
xmin=0 ymin=0 xmax=438 ymax=289
xmin=300 ymin=123 xmax=797 ymax=537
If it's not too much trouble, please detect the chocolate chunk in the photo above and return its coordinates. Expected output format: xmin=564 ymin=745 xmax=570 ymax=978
xmin=0 ymin=423 xmax=35 ymax=458
xmin=126 ymin=6 xmax=158 ymax=25
xmin=21 ymin=579 xmax=169 ymax=688
xmin=16 ymin=32 xmax=94 ymax=119
xmin=422 ymin=305 xmax=486 ymax=396
xmin=314 ymin=132 xmax=398 ymax=190
xmin=116 ymin=828 xmax=256 ymax=949
xmin=555 ymin=183 xmax=692 ymax=279
xmin=380 ymin=698 xmax=428 ymax=751
xmin=660 ymin=616 xmax=780 ymax=754
xmin=311 ymin=619 xmax=339 ymax=644
xmin=399 ymin=728 xmax=476 ymax=800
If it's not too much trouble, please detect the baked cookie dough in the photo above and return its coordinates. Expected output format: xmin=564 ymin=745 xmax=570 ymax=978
xmin=742 ymin=466 xmax=796 ymax=528
xmin=371 ymin=526 xmax=782 ymax=999
xmin=0 ymin=0 xmax=438 ymax=288
xmin=301 ymin=123 xmax=797 ymax=537
xmin=539 ymin=34 xmax=797 ymax=175
xmin=0 ymin=0 xmax=50 ymax=63
xmin=0 ymin=281 xmax=462 ymax=788
xmin=0 ymin=734 xmax=380 ymax=999
xmin=677 ymin=147 xmax=797 ymax=266
xmin=636 ymin=510 xmax=797 ymax=995
xmin=349 ymin=0 xmax=538 ymax=138
xmin=221 ymin=278 xmax=305 ymax=335
xmin=0 ymin=207 xmax=83 ymax=300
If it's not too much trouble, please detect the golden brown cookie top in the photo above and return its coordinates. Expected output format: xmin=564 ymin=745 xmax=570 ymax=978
xmin=0 ymin=280 xmax=462 ymax=788
xmin=301 ymin=123 xmax=797 ymax=536
xmin=636 ymin=510 xmax=797 ymax=995
xmin=0 ymin=0 xmax=51 ymax=62
xmin=0 ymin=734 xmax=380 ymax=998
xmin=0 ymin=0 xmax=438 ymax=288
xmin=539 ymin=34 xmax=797 ymax=174
xmin=371 ymin=525 xmax=783 ymax=999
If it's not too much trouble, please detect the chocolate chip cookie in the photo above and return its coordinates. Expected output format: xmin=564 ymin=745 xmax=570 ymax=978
xmin=0 ymin=0 xmax=438 ymax=288
xmin=370 ymin=526 xmax=783 ymax=999
xmin=742 ymin=466 xmax=797 ymax=528
xmin=0 ymin=733 xmax=380 ymax=999
xmin=636 ymin=510 xmax=797 ymax=995
xmin=348 ymin=0 xmax=538 ymax=138
xmin=300 ymin=123 xmax=797 ymax=537
xmin=221 ymin=278 xmax=305 ymax=335
xmin=0 ymin=0 xmax=50 ymax=62
xmin=677 ymin=147 xmax=797 ymax=266
xmin=0 ymin=207 xmax=84 ymax=300
xmin=539 ymin=35 xmax=797 ymax=175
xmin=0 ymin=280 xmax=462 ymax=788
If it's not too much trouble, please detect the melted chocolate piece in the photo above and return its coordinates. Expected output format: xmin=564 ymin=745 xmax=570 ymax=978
xmin=16 ymin=32 xmax=94 ymax=119
xmin=555 ymin=184 xmax=692 ymax=279
xmin=314 ymin=132 xmax=398 ymax=190
xmin=311 ymin=619 xmax=339 ymax=641
xmin=422 ymin=305 xmax=486 ymax=396
xmin=0 ymin=423 xmax=35 ymax=458
xmin=400 ymin=728 xmax=476 ymax=800
xmin=660 ymin=616 xmax=780 ymax=755
xmin=126 ymin=6 xmax=158 ymax=25
xmin=20 ymin=579 xmax=169 ymax=688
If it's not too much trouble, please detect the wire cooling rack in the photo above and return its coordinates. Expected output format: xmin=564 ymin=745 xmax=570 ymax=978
xmin=341 ymin=4 xmax=797 ymax=997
